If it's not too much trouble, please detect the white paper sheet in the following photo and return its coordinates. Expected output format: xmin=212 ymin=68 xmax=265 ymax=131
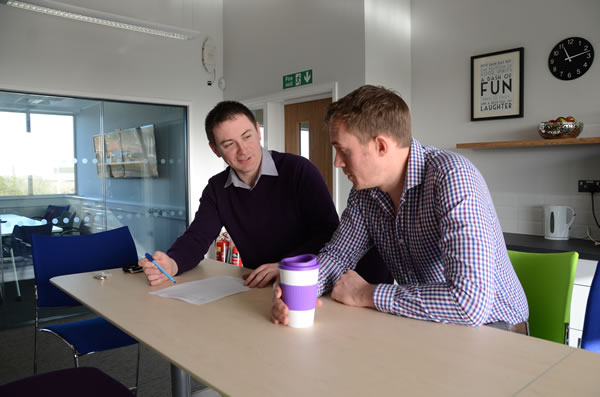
xmin=149 ymin=276 xmax=250 ymax=305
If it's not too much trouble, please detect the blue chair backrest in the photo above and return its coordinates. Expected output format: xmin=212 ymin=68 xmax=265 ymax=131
xmin=31 ymin=226 xmax=138 ymax=308
xmin=43 ymin=205 xmax=70 ymax=222
xmin=581 ymin=262 xmax=600 ymax=353
xmin=11 ymin=223 xmax=53 ymax=257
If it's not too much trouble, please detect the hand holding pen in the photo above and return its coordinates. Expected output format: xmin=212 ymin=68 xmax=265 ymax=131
xmin=140 ymin=251 xmax=178 ymax=285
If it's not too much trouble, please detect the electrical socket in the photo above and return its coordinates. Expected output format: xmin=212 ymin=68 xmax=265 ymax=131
xmin=578 ymin=180 xmax=600 ymax=193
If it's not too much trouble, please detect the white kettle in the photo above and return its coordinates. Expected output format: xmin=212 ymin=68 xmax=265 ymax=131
xmin=544 ymin=205 xmax=576 ymax=240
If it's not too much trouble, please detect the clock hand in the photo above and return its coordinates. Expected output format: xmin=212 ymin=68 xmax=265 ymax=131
xmin=563 ymin=46 xmax=572 ymax=62
xmin=567 ymin=49 xmax=591 ymax=60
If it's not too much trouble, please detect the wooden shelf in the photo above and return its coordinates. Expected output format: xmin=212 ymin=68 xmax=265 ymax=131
xmin=456 ymin=137 xmax=600 ymax=149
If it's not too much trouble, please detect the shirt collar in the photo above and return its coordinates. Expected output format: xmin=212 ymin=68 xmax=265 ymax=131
xmin=224 ymin=147 xmax=278 ymax=190
xmin=367 ymin=137 xmax=424 ymax=202
xmin=404 ymin=138 xmax=425 ymax=193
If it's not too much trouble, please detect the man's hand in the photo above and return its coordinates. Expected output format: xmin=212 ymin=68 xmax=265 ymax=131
xmin=140 ymin=250 xmax=178 ymax=286
xmin=243 ymin=262 xmax=279 ymax=288
xmin=271 ymin=281 xmax=289 ymax=325
xmin=331 ymin=270 xmax=376 ymax=308
xmin=271 ymin=280 xmax=322 ymax=325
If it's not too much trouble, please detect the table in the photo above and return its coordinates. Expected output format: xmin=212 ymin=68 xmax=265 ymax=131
xmin=0 ymin=214 xmax=62 ymax=301
xmin=50 ymin=259 xmax=600 ymax=396
xmin=0 ymin=214 xmax=62 ymax=236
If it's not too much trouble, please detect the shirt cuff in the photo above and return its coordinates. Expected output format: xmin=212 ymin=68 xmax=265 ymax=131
xmin=373 ymin=283 xmax=396 ymax=313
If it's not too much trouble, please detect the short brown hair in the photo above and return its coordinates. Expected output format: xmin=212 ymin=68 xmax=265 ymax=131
xmin=325 ymin=85 xmax=411 ymax=147
xmin=205 ymin=101 xmax=257 ymax=146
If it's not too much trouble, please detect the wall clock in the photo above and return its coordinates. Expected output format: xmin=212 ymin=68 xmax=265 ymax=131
xmin=548 ymin=37 xmax=594 ymax=80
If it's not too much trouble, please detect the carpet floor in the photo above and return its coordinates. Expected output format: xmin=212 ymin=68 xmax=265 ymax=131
xmin=0 ymin=278 xmax=90 ymax=330
xmin=0 ymin=278 xmax=207 ymax=396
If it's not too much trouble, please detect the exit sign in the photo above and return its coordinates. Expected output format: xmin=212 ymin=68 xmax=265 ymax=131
xmin=283 ymin=69 xmax=312 ymax=89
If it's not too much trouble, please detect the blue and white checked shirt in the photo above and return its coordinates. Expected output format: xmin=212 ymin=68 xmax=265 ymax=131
xmin=317 ymin=139 xmax=528 ymax=326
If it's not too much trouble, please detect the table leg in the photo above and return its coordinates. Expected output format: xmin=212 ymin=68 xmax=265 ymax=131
xmin=171 ymin=364 xmax=191 ymax=397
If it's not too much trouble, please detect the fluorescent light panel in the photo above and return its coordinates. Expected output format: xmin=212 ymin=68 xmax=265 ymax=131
xmin=6 ymin=0 xmax=193 ymax=40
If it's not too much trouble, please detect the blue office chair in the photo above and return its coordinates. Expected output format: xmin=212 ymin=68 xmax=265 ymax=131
xmin=60 ymin=212 xmax=94 ymax=236
xmin=54 ymin=210 xmax=77 ymax=234
xmin=8 ymin=223 xmax=53 ymax=300
xmin=0 ymin=367 xmax=133 ymax=396
xmin=32 ymin=204 xmax=70 ymax=223
xmin=580 ymin=261 xmax=600 ymax=353
xmin=31 ymin=226 xmax=140 ymax=393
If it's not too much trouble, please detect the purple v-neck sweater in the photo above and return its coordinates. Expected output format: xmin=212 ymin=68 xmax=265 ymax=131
xmin=168 ymin=151 xmax=339 ymax=273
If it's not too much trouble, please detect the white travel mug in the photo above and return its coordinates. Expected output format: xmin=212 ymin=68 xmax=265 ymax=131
xmin=278 ymin=254 xmax=320 ymax=328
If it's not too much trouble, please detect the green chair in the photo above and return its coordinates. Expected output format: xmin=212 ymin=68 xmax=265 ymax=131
xmin=508 ymin=250 xmax=578 ymax=344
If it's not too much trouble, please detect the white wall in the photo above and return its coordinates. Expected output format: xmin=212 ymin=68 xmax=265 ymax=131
xmin=223 ymin=0 xmax=366 ymax=101
xmin=411 ymin=0 xmax=600 ymax=239
xmin=223 ymin=0 xmax=413 ymax=212
xmin=365 ymin=0 xmax=412 ymax=104
xmin=223 ymin=0 xmax=367 ymax=211
xmin=0 ymin=1 xmax=224 ymax=216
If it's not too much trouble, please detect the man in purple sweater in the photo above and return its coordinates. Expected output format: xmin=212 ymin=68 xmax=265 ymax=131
xmin=140 ymin=101 xmax=389 ymax=288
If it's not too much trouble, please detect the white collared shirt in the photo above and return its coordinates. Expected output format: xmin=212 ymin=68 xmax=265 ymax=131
xmin=224 ymin=147 xmax=279 ymax=190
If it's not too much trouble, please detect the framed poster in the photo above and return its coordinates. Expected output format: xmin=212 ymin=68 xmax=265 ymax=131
xmin=92 ymin=125 xmax=159 ymax=178
xmin=471 ymin=47 xmax=523 ymax=121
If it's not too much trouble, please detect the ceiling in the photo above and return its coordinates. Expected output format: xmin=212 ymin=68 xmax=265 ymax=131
xmin=0 ymin=91 xmax=99 ymax=114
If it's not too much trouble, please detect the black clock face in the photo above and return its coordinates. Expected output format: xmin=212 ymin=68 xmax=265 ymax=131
xmin=548 ymin=37 xmax=594 ymax=80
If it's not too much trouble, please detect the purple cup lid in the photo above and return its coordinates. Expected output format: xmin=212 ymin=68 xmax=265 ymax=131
xmin=278 ymin=254 xmax=320 ymax=271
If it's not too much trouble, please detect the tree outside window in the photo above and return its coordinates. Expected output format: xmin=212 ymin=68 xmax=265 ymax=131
xmin=0 ymin=111 xmax=75 ymax=196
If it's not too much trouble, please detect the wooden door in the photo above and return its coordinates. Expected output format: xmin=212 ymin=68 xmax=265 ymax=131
xmin=284 ymin=98 xmax=332 ymax=195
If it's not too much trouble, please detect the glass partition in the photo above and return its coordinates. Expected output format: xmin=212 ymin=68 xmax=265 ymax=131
xmin=0 ymin=90 xmax=188 ymax=289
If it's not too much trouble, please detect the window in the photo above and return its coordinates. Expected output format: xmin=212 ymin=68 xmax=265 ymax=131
xmin=299 ymin=122 xmax=310 ymax=160
xmin=0 ymin=91 xmax=188 ymax=257
xmin=0 ymin=111 xmax=74 ymax=196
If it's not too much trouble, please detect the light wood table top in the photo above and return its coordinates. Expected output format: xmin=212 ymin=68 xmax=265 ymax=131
xmin=51 ymin=259 xmax=596 ymax=396
xmin=516 ymin=348 xmax=600 ymax=396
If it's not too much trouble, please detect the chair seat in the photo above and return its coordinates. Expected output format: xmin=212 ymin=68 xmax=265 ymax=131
xmin=43 ymin=317 xmax=137 ymax=354
xmin=0 ymin=367 xmax=132 ymax=396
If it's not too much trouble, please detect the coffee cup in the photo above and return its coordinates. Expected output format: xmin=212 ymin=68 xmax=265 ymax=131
xmin=278 ymin=254 xmax=320 ymax=328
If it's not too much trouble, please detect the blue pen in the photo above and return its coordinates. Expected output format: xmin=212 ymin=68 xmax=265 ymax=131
xmin=145 ymin=253 xmax=176 ymax=284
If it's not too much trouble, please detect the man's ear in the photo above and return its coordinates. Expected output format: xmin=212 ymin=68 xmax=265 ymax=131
xmin=209 ymin=143 xmax=222 ymax=158
xmin=373 ymin=135 xmax=389 ymax=157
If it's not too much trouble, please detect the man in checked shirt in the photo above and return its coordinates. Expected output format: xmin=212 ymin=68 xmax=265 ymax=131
xmin=272 ymin=85 xmax=529 ymax=333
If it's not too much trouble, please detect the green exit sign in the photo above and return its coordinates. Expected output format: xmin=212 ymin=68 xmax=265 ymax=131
xmin=283 ymin=69 xmax=312 ymax=89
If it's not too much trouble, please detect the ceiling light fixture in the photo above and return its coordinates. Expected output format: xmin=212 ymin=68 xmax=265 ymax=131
xmin=4 ymin=0 xmax=196 ymax=40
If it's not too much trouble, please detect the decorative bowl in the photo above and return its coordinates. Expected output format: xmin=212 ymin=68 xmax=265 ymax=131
xmin=538 ymin=121 xmax=583 ymax=139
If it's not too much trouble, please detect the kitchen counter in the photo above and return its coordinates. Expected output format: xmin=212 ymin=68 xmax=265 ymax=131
xmin=504 ymin=233 xmax=600 ymax=261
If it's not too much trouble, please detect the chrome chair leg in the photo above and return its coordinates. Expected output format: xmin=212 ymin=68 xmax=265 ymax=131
xmin=9 ymin=248 xmax=21 ymax=298
xmin=33 ymin=290 xmax=39 ymax=375
xmin=0 ymin=220 xmax=4 ymax=303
